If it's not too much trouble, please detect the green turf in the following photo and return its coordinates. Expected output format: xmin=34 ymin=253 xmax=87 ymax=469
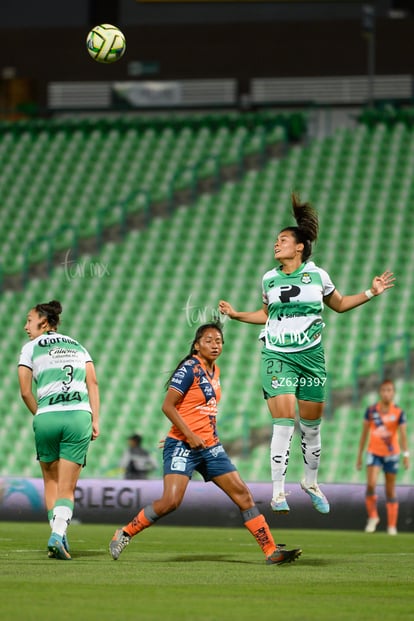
xmin=0 ymin=523 xmax=412 ymax=621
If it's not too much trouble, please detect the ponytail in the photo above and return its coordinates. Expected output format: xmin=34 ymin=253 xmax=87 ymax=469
xmin=280 ymin=193 xmax=319 ymax=261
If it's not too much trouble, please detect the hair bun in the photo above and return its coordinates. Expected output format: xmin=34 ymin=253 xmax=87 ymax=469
xmin=48 ymin=300 xmax=63 ymax=315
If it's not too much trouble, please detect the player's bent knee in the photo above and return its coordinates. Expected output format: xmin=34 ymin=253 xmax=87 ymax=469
xmin=158 ymin=496 xmax=183 ymax=514
xmin=233 ymin=487 xmax=254 ymax=510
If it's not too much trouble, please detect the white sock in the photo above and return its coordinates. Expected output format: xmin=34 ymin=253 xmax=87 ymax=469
xmin=270 ymin=421 xmax=295 ymax=499
xmin=300 ymin=418 xmax=322 ymax=488
xmin=52 ymin=505 xmax=73 ymax=537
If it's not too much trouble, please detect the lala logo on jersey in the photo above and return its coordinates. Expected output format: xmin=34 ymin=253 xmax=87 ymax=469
xmin=301 ymin=273 xmax=312 ymax=284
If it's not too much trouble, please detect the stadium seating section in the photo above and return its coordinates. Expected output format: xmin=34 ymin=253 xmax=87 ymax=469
xmin=0 ymin=112 xmax=290 ymax=275
xmin=0 ymin=109 xmax=413 ymax=486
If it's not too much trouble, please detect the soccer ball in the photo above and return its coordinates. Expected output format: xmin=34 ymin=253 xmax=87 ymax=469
xmin=86 ymin=24 xmax=126 ymax=64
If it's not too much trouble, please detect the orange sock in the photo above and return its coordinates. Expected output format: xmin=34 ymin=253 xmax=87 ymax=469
xmin=386 ymin=501 xmax=399 ymax=529
xmin=365 ymin=494 xmax=378 ymax=519
xmin=124 ymin=507 xmax=157 ymax=538
xmin=244 ymin=514 xmax=276 ymax=557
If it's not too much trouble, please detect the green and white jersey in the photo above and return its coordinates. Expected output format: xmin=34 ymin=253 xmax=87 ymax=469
xmin=18 ymin=331 xmax=92 ymax=415
xmin=262 ymin=261 xmax=335 ymax=353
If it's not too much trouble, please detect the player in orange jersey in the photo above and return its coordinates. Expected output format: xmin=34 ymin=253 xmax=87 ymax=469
xmin=109 ymin=322 xmax=301 ymax=565
xmin=356 ymin=379 xmax=409 ymax=535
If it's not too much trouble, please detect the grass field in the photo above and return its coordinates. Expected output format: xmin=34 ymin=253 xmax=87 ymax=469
xmin=0 ymin=522 xmax=412 ymax=621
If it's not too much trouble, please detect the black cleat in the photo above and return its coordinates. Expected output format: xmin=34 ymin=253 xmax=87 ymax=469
xmin=266 ymin=544 xmax=302 ymax=565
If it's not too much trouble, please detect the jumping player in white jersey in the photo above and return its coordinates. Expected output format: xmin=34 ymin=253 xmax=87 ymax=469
xmin=18 ymin=300 xmax=100 ymax=559
xmin=219 ymin=194 xmax=394 ymax=515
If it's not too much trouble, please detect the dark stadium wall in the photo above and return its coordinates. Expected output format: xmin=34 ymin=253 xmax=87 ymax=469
xmin=0 ymin=1 xmax=396 ymax=28
xmin=1 ymin=478 xmax=413 ymax=532
xmin=0 ymin=18 xmax=413 ymax=110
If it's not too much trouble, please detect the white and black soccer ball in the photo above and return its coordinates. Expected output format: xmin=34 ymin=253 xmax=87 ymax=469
xmin=86 ymin=24 xmax=126 ymax=64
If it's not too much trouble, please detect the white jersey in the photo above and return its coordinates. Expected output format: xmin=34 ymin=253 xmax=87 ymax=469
xmin=262 ymin=261 xmax=335 ymax=353
xmin=18 ymin=331 xmax=93 ymax=415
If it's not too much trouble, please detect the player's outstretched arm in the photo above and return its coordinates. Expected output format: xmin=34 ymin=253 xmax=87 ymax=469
xmin=324 ymin=270 xmax=394 ymax=314
xmin=218 ymin=301 xmax=268 ymax=324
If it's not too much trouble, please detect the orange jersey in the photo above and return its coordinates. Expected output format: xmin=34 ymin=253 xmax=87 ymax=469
xmin=168 ymin=356 xmax=221 ymax=447
xmin=365 ymin=402 xmax=406 ymax=457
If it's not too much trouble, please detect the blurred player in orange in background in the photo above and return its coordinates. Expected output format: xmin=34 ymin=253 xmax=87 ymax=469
xmin=356 ymin=379 xmax=409 ymax=535
xmin=109 ymin=322 xmax=301 ymax=565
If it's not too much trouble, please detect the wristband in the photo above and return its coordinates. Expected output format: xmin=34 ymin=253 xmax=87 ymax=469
xmin=364 ymin=289 xmax=374 ymax=300
xmin=403 ymin=451 xmax=410 ymax=458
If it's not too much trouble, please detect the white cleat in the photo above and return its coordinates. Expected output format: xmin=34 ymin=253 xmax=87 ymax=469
xmin=365 ymin=517 xmax=380 ymax=533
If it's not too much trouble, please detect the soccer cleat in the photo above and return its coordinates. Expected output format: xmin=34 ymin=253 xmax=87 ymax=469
xmin=48 ymin=533 xmax=72 ymax=560
xmin=266 ymin=544 xmax=302 ymax=565
xmin=365 ymin=517 xmax=380 ymax=533
xmin=301 ymin=480 xmax=330 ymax=514
xmin=62 ymin=533 xmax=70 ymax=553
xmin=270 ymin=493 xmax=290 ymax=514
xmin=47 ymin=533 xmax=70 ymax=558
xmin=387 ymin=526 xmax=397 ymax=536
xmin=109 ymin=528 xmax=131 ymax=560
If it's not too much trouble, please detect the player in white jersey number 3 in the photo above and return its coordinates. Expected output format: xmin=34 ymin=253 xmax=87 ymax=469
xmin=18 ymin=300 xmax=100 ymax=559
xmin=219 ymin=193 xmax=394 ymax=514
